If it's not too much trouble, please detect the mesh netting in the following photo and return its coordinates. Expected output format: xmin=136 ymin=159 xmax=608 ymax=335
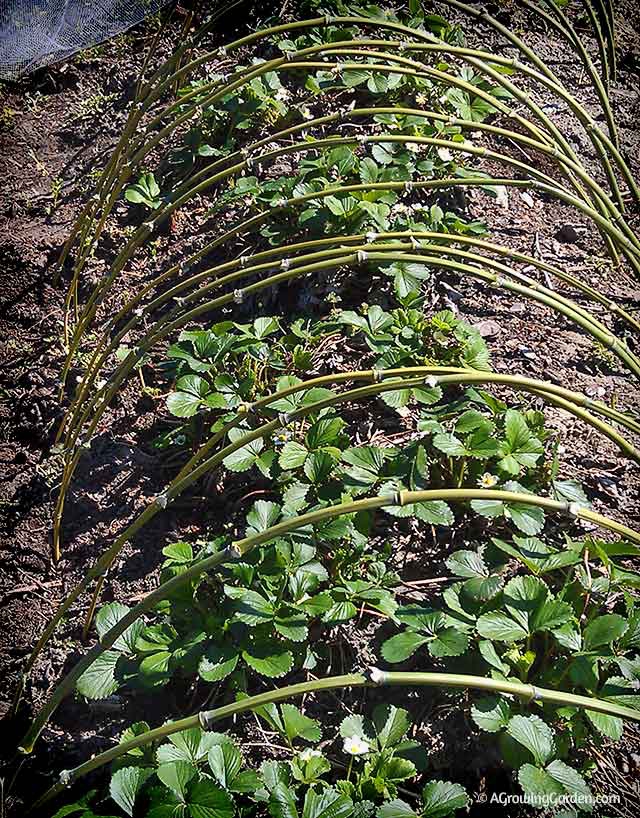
xmin=0 ymin=0 xmax=174 ymax=80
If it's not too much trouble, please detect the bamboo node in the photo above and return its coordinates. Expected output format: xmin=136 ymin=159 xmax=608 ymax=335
xmin=233 ymin=289 xmax=245 ymax=304
xmin=324 ymin=14 xmax=335 ymax=25
xmin=411 ymin=236 xmax=421 ymax=250
xmin=357 ymin=250 xmax=368 ymax=263
xmin=371 ymin=369 xmax=383 ymax=383
xmin=424 ymin=375 xmax=439 ymax=388
xmin=404 ymin=181 xmax=414 ymax=193
xmin=366 ymin=231 xmax=378 ymax=243
xmin=59 ymin=770 xmax=74 ymax=787
xmin=285 ymin=50 xmax=296 ymax=61
xmin=156 ymin=492 xmax=170 ymax=509
xmin=226 ymin=543 xmax=242 ymax=560
xmin=567 ymin=502 xmax=583 ymax=518
xmin=280 ymin=258 xmax=292 ymax=270
xmin=217 ymin=46 xmax=227 ymax=58
xmin=385 ymin=489 xmax=404 ymax=507
xmin=198 ymin=711 xmax=211 ymax=729
xmin=529 ymin=684 xmax=542 ymax=701
xmin=239 ymin=255 xmax=250 ymax=268
xmin=238 ymin=402 xmax=255 ymax=415
xmin=368 ymin=666 xmax=386 ymax=685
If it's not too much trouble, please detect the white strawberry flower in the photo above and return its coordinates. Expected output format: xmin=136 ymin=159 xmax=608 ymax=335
xmin=343 ymin=735 xmax=370 ymax=756
xmin=478 ymin=472 xmax=499 ymax=488
xmin=437 ymin=146 xmax=454 ymax=162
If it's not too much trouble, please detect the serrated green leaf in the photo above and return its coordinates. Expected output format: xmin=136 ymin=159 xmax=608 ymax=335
xmin=96 ymin=602 xmax=144 ymax=654
xmin=421 ymin=780 xmax=468 ymax=817
xmin=109 ymin=766 xmax=153 ymax=816
xmin=243 ymin=647 xmax=294 ymax=678
xmin=76 ymin=651 xmax=120 ymax=699
xmin=583 ymin=614 xmax=628 ymax=650
xmin=507 ymin=715 xmax=555 ymax=766
xmin=476 ymin=611 xmax=528 ymax=642
xmin=471 ymin=696 xmax=512 ymax=733
xmin=198 ymin=643 xmax=239 ymax=683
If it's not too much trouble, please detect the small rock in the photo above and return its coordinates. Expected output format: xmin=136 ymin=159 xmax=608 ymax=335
xmin=509 ymin=303 xmax=526 ymax=314
xmin=520 ymin=191 xmax=535 ymax=208
xmin=473 ymin=320 xmax=501 ymax=338
xmin=555 ymin=224 xmax=581 ymax=243
xmin=518 ymin=345 xmax=537 ymax=360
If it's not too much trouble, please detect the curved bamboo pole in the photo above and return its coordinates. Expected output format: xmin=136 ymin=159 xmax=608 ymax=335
xmin=58 ymin=236 xmax=640 ymax=460
xmin=62 ymin=157 xmax=640 ymax=392
xmin=17 ymin=368 xmax=640 ymax=718
xmin=31 ymin=667 xmax=640 ymax=810
xmin=524 ymin=0 xmax=617 ymax=146
xmin=20 ymin=485 xmax=640 ymax=753
xmin=50 ymin=242 xmax=640 ymax=561
xmin=58 ymin=14 xmax=638 ymax=308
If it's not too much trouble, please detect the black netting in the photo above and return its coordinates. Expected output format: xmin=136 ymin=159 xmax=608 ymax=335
xmin=0 ymin=0 xmax=174 ymax=80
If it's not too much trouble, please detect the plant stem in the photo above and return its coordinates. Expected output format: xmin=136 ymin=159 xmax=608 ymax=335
xmin=30 ymin=667 xmax=640 ymax=811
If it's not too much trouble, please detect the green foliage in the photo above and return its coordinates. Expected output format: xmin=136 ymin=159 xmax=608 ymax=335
xmin=380 ymin=531 xmax=640 ymax=802
xmin=125 ymin=173 xmax=162 ymax=210
xmin=71 ymin=711 xmax=467 ymax=818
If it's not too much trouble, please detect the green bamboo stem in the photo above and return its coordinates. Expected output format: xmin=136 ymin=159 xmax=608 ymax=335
xmin=122 ymin=42 xmax=602 ymax=217
xmin=66 ymin=362 xmax=640 ymax=635
xmin=59 ymin=89 xmax=618 ymax=366
xmin=64 ymin=164 xmax=640 ymax=390
xmin=65 ymin=235 xmax=640 ymax=444
xmin=56 ymin=0 xmax=243 ymax=281
xmin=21 ymin=367 xmax=640 ymax=715
xmin=584 ymin=0 xmax=617 ymax=84
xmin=65 ymin=6 xmax=636 ymax=296
xmin=581 ymin=0 xmax=612 ymax=87
xmin=53 ymin=227 xmax=640 ymax=503
xmin=329 ymin=39 xmax=625 ymax=212
xmin=54 ymin=243 xmax=640 ymax=524
xmin=63 ymin=26 xmax=627 ymax=313
xmin=58 ymin=34 xmax=636 ymax=342
xmin=89 ymin=94 xmax=636 ymax=264
xmin=31 ymin=666 xmax=640 ymax=811
xmin=57 ymin=202 xmax=640 ymax=445
xmin=58 ymin=174 xmax=528 ymax=382
xmin=65 ymin=43 xmax=578 ymax=342
xmin=526 ymin=0 xmax=618 ymax=146
xmin=152 ymin=14 xmax=634 ymax=192
xmin=20 ymin=486 xmax=640 ymax=754
xmin=52 ymin=240 xmax=640 ymax=551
